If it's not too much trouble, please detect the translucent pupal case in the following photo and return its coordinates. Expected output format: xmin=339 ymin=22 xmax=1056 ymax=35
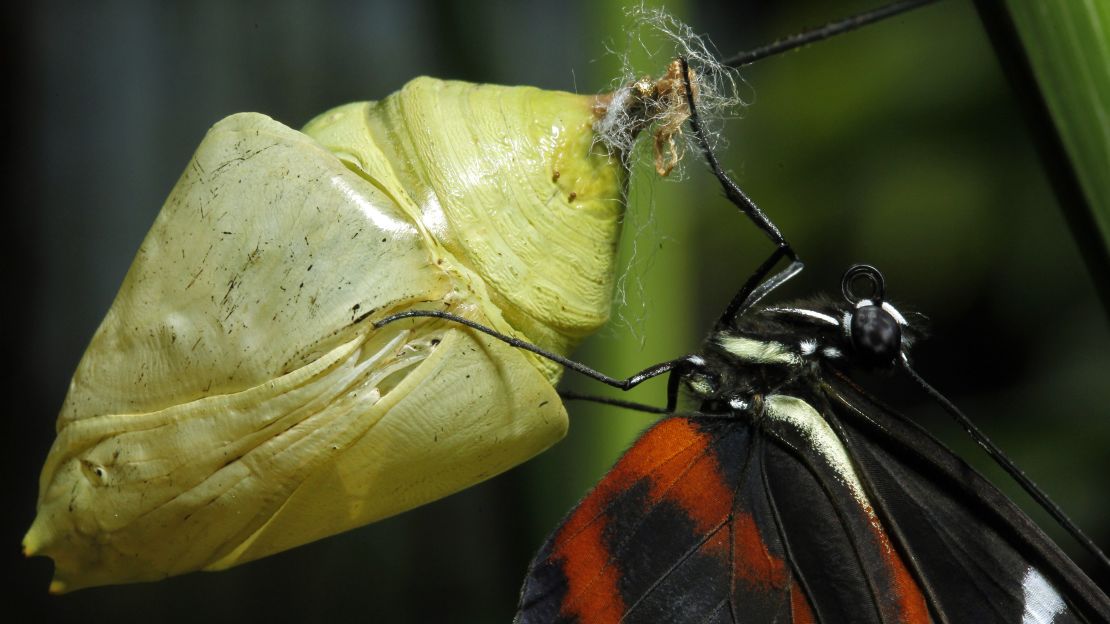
xmin=25 ymin=77 xmax=627 ymax=592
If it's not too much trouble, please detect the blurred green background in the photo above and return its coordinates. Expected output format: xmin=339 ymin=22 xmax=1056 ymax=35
xmin=6 ymin=0 xmax=1107 ymax=622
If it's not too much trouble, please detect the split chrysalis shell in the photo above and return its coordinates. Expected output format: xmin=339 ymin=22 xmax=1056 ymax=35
xmin=25 ymin=77 xmax=627 ymax=592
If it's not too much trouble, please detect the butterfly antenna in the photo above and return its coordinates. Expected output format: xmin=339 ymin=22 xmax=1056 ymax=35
xmin=723 ymin=0 xmax=943 ymax=68
xmin=901 ymin=356 xmax=1110 ymax=571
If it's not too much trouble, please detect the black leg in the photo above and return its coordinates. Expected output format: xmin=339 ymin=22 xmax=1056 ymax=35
xmin=558 ymin=390 xmax=671 ymax=415
xmin=679 ymin=58 xmax=804 ymax=329
xmin=373 ymin=310 xmax=702 ymax=393
xmin=665 ymin=366 xmax=685 ymax=412
xmin=680 ymin=57 xmax=797 ymax=259
xmin=717 ymin=248 xmax=805 ymax=331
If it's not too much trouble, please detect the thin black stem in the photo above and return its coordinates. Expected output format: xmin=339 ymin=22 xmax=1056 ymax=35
xmin=902 ymin=357 xmax=1110 ymax=571
xmin=723 ymin=0 xmax=943 ymax=68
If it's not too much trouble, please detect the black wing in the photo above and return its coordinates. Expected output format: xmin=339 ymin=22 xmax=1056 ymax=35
xmin=820 ymin=373 xmax=1110 ymax=623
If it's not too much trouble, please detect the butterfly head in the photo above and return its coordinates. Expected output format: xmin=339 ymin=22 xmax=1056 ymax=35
xmin=839 ymin=264 xmax=915 ymax=368
xmin=713 ymin=264 xmax=923 ymax=375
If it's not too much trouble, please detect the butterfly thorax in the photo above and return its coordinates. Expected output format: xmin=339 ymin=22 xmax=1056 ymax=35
xmin=682 ymin=295 xmax=922 ymax=415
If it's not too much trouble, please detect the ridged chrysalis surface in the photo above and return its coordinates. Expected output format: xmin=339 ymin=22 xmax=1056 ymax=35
xmin=25 ymin=77 xmax=627 ymax=592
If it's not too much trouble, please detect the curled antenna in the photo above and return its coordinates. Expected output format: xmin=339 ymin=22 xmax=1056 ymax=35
xmin=842 ymin=264 xmax=887 ymax=304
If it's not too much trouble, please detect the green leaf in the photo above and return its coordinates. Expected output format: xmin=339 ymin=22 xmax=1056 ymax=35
xmin=1004 ymin=0 xmax=1110 ymax=272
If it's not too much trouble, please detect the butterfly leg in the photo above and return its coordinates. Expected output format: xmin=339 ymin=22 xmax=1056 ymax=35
xmin=556 ymin=357 xmax=710 ymax=415
xmin=373 ymin=309 xmax=703 ymax=395
xmin=678 ymin=58 xmax=804 ymax=328
xmin=557 ymin=390 xmax=671 ymax=415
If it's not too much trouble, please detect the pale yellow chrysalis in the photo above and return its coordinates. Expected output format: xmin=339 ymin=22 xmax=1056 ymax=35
xmin=25 ymin=77 xmax=627 ymax=592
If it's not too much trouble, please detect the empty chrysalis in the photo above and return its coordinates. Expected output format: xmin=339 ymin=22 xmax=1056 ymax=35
xmin=23 ymin=74 xmax=695 ymax=593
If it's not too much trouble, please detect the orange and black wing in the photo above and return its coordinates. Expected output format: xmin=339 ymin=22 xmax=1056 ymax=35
xmin=514 ymin=410 xmax=928 ymax=624
xmin=514 ymin=392 xmax=1108 ymax=623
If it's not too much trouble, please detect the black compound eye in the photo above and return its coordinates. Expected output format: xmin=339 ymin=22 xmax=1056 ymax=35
xmin=850 ymin=304 xmax=901 ymax=367
xmin=841 ymin=264 xmax=903 ymax=367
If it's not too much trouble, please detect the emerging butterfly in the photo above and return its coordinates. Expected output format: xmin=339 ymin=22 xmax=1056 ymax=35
xmin=503 ymin=56 xmax=1110 ymax=623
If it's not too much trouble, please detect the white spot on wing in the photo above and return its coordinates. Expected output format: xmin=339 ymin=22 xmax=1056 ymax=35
xmin=1021 ymin=567 xmax=1067 ymax=624
xmin=799 ymin=339 xmax=817 ymax=355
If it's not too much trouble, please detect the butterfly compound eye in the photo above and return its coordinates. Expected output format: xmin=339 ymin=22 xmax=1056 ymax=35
xmin=850 ymin=305 xmax=901 ymax=366
xmin=842 ymin=265 xmax=902 ymax=367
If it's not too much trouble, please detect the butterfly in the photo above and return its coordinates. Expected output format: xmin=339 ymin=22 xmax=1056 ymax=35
xmin=513 ymin=262 xmax=1110 ymax=623
xmin=501 ymin=54 xmax=1110 ymax=621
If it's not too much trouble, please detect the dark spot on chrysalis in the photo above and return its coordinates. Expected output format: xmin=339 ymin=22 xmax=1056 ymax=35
xmin=80 ymin=459 xmax=106 ymax=486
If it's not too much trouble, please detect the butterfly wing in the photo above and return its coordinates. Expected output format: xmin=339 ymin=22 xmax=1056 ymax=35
xmin=515 ymin=388 xmax=1108 ymax=623
xmin=820 ymin=375 xmax=1110 ymax=623
xmin=515 ymin=414 xmax=804 ymax=624
xmin=514 ymin=398 xmax=930 ymax=624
